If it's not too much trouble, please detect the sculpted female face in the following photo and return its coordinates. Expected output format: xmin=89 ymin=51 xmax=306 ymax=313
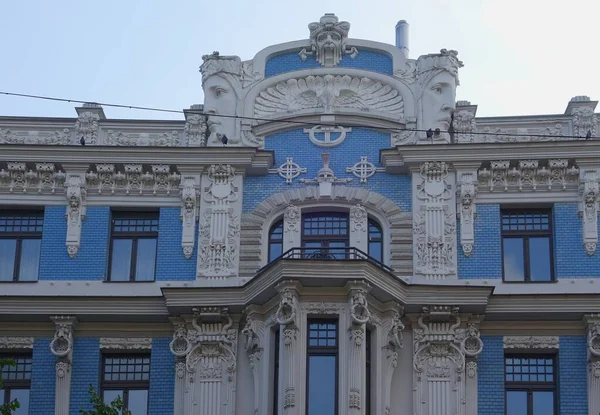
xmin=421 ymin=71 xmax=457 ymax=132
xmin=203 ymin=75 xmax=238 ymax=145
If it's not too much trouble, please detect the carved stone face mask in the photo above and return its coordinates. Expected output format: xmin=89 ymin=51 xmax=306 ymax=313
xmin=203 ymin=75 xmax=238 ymax=145
xmin=421 ymin=71 xmax=457 ymax=132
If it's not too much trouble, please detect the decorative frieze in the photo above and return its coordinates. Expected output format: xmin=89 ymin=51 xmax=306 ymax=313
xmin=197 ymin=165 xmax=242 ymax=278
xmin=478 ymin=159 xmax=579 ymax=192
xmin=0 ymin=162 xmax=66 ymax=194
xmin=85 ymin=164 xmax=181 ymax=196
xmin=0 ymin=128 xmax=72 ymax=145
xmin=413 ymin=162 xmax=457 ymax=279
xmin=269 ymin=157 xmax=307 ymax=184
xmin=0 ymin=337 xmax=34 ymax=349
xmin=298 ymin=13 xmax=358 ymax=67
xmin=180 ymin=176 xmax=199 ymax=259
xmin=580 ymin=169 xmax=599 ymax=255
xmin=50 ymin=316 xmax=77 ymax=415
xmin=65 ymin=173 xmax=86 ymax=258
xmin=105 ymin=130 xmax=181 ymax=147
xmin=457 ymin=171 xmax=477 ymax=256
xmin=99 ymin=338 xmax=152 ymax=350
xmin=346 ymin=156 xmax=384 ymax=183
xmin=502 ymin=336 xmax=559 ymax=349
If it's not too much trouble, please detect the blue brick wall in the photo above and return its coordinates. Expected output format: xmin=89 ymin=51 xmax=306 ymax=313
xmin=156 ymin=208 xmax=197 ymax=281
xmin=69 ymin=338 xmax=100 ymax=415
xmin=478 ymin=336 xmax=504 ymax=415
xmin=29 ymin=338 xmax=55 ymax=415
xmin=243 ymin=128 xmax=411 ymax=213
xmin=559 ymin=336 xmax=588 ymax=415
xmin=148 ymin=338 xmax=175 ymax=414
xmin=39 ymin=207 xmax=110 ymax=280
xmin=554 ymin=203 xmax=600 ymax=278
xmin=265 ymin=49 xmax=393 ymax=77
xmin=458 ymin=204 xmax=502 ymax=279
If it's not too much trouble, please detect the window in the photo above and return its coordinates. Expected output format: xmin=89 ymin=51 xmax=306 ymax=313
xmin=269 ymin=220 xmax=284 ymax=262
xmin=365 ymin=329 xmax=371 ymax=415
xmin=108 ymin=212 xmax=158 ymax=281
xmin=0 ymin=354 xmax=32 ymax=415
xmin=306 ymin=319 xmax=338 ymax=415
xmin=368 ymin=219 xmax=383 ymax=262
xmin=501 ymin=210 xmax=553 ymax=282
xmin=505 ymin=355 xmax=556 ymax=415
xmin=273 ymin=328 xmax=280 ymax=415
xmin=302 ymin=213 xmax=349 ymax=259
xmin=101 ymin=355 xmax=150 ymax=415
xmin=0 ymin=211 xmax=43 ymax=282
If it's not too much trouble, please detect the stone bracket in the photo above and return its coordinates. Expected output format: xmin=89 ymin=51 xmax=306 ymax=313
xmin=65 ymin=173 xmax=86 ymax=258
xmin=579 ymin=169 xmax=599 ymax=255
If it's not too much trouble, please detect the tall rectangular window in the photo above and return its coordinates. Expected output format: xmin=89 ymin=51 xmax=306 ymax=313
xmin=505 ymin=355 xmax=556 ymax=415
xmin=101 ymin=354 xmax=150 ymax=415
xmin=307 ymin=319 xmax=338 ymax=415
xmin=302 ymin=213 xmax=349 ymax=259
xmin=501 ymin=210 xmax=553 ymax=282
xmin=108 ymin=212 xmax=158 ymax=282
xmin=0 ymin=211 xmax=43 ymax=282
xmin=273 ymin=328 xmax=280 ymax=415
xmin=365 ymin=329 xmax=371 ymax=415
xmin=0 ymin=354 xmax=32 ymax=415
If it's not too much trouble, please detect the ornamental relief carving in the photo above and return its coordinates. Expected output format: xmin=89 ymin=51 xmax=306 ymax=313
xmin=75 ymin=111 xmax=100 ymax=145
xmin=254 ymin=74 xmax=404 ymax=119
xmin=184 ymin=114 xmax=208 ymax=147
xmin=0 ymin=162 xmax=66 ymax=194
xmin=503 ymin=336 xmax=559 ymax=349
xmin=180 ymin=176 xmax=198 ymax=259
xmin=104 ymin=130 xmax=181 ymax=147
xmin=0 ymin=128 xmax=72 ymax=145
xmin=580 ymin=169 xmax=600 ymax=256
xmin=65 ymin=174 xmax=86 ymax=258
xmin=85 ymin=164 xmax=181 ymax=196
xmin=0 ymin=337 xmax=34 ymax=349
xmin=458 ymin=171 xmax=477 ymax=257
xmin=299 ymin=13 xmax=357 ymax=67
xmin=99 ymin=338 xmax=152 ymax=350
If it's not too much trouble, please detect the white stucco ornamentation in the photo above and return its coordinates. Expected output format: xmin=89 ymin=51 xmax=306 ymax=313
xmin=85 ymin=164 xmax=181 ymax=196
xmin=413 ymin=162 xmax=457 ymax=279
xmin=347 ymin=283 xmax=370 ymax=415
xmin=478 ymin=159 xmax=579 ymax=192
xmin=283 ymin=205 xmax=301 ymax=246
xmin=275 ymin=284 xmax=300 ymax=414
xmin=180 ymin=176 xmax=198 ymax=259
xmin=586 ymin=315 xmax=600 ymax=412
xmin=99 ymin=338 xmax=152 ymax=350
xmin=105 ymin=130 xmax=181 ymax=147
xmin=197 ymin=165 xmax=242 ymax=279
xmin=502 ymin=336 xmax=559 ymax=349
xmin=299 ymin=13 xmax=358 ymax=67
xmin=300 ymin=153 xmax=352 ymax=197
xmin=304 ymin=125 xmax=351 ymax=147
xmin=0 ymin=337 xmax=34 ymax=349
xmin=349 ymin=204 xmax=368 ymax=249
xmin=571 ymin=106 xmax=597 ymax=138
xmin=452 ymin=109 xmax=477 ymax=143
xmin=50 ymin=316 xmax=77 ymax=415
xmin=0 ymin=162 xmax=66 ymax=194
xmin=346 ymin=156 xmax=384 ymax=183
xmin=457 ymin=171 xmax=477 ymax=256
xmin=269 ymin=157 xmax=307 ymax=184
xmin=65 ymin=173 xmax=86 ymax=258
xmin=75 ymin=111 xmax=100 ymax=145
xmin=580 ymin=169 xmax=599 ymax=255
xmin=380 ymin=307 xmax=404 ymax=415
xmin=184 ymin=113 xmax=208 ymax=147
xmin=242 ymin=310 xmax=266 ymax=415
xmin=254 ymin=75 xmax=404 ymax=119
xmin=0 ymin=128 xmax=72 ymax=145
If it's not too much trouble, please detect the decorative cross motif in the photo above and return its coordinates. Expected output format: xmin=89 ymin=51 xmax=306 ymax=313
xmin=303 ymin=125 xmax=351 ymax=147
xmin=346 ymin=156 xmax=384 ymax=183
xmin=269 ymin=157 xmax=307 ymax=184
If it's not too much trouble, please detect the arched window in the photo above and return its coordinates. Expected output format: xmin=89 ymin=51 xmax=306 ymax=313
xmin=368 ymin=219 xmax=383 ymax=262
xmin=268 ymin=220 xmax=284 ymax=262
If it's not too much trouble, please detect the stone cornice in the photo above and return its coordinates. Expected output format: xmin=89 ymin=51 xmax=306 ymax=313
xmin=0 ymin=145 xmax=273 ymax=175
xmin=486 ymin=294 xmax=600 ymax=320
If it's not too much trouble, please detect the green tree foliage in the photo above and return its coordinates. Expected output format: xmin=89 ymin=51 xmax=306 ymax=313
xmin=0 ymin=358 xmax=19 ymax=415
xmin=79 ymin=385 xmax=131 ymax=415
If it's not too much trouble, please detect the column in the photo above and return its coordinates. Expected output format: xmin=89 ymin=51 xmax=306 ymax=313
xmin=349 ymin=205 xmax=368 ymax=255
xmin=585 ymin=314 xmax=600 ymax=414
xmin=49 ymin=316 xmax=77 ymax=415
xmin=282 ymin=205 xmax=301 ymax=253
xmin=242 ymin=305 xmax=269 ymax=415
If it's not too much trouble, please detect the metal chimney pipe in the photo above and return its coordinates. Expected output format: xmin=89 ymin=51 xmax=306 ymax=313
xmin=395 ymin=20 xmax=410 ymax=59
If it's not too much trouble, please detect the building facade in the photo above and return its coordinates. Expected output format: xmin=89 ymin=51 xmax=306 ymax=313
xmin=0 ymin=13 xmax=599 ymax=415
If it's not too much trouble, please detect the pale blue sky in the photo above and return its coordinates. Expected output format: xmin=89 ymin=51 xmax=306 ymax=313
xmin=1 ymin=0 xmax=598 ymax=120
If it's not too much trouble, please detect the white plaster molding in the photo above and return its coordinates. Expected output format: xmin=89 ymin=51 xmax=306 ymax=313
xmin=64 ymin=173 xmax=86 ymax=258
xmin=197 ymin=165 xmax=243 ymax=279
xmin=50 ymin=315 xmax=78 ymax=415
xmin=347 ymin=282 xmax=371 ymax=415
xmin=453 ymin=109 xmax=477 ymax=143
xmin=457 ymin=171 xmax=477 ymax=256
xmin=75 ymin=111 xmax=100 ymax=145
xmin=283 ymin=205 xmax=301 ymax=250
xmin=242 ymin=309 xmax=267 ymax=415
xmin=99 ymin=337 xmax=152 ymax=350
xmin=413 ymin=162 xmax=457 ymax=279
xmin=0 ymin=127 xmax=72 ymax=145
xmin=298 ymin=14 xmax=357 ymax=67
xmin=184 ymin=113 xmax=208 ymax=147
xmin=571 ymin=106 xmax=597 ymax=138
xmin=379 ymin=306 xmax=404 ymax=415
xmin=180 ymin=175 xmax=199 ymax=259
xmin=502 ymin=336 xmax=559 ymax=349
xmin=300 ymin=153 xmax=352 ymax=197
xmin=579 ymin=169 xmax=600 ymax=255
xmin=268 ymin=157 xmax=307 ymax=184
xmin=104 ymin=129 xmax=181 ymax=147
xmin=346 ymin=156 xmax=384 ymax=183
xmin=349 ymin=204 xmax=368 ymax=252
xmin=0 ymin=337 xmax=34 ymax=349
xmin=587 ymin=314 xmax=600 ymax=415
xmin=0 ymin=162 xmax=66 ymax=194
xmin=85 ymin=164 xmax=181 ymax=196
xmin=585 ymin=314 xmax=600 ymax=357
xmin=304 ymin=125 xmax=351 ymax=147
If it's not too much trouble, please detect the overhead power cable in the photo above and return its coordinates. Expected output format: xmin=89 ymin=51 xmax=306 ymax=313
xmin=0 ymin=90 xmax=596 ymax=141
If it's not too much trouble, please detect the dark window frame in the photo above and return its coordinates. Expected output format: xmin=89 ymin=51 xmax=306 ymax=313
xmin=306 ymin=318 xmax=339 ymax=415
xmin=365 ymin=328 xmax=372 ymax=415
xmin=108 ymin=211 xmax=159 ymax=282
xmin=501 ymin=208 xmax=555 ymax=282
xmin=100 ymin=353 xmax=151 ymax=412
xmin=367 ymin=218 xmax=383 ymax=262
xmin=268 ymin=219 xmax=284 ymax=263
xmin=301 ymin=213 xmax=349 ymax=260
xmin=0 ymin=353 xmax=32 ymax=406
xmin=504 ymin=354 xmax=558 ymax=415
xmin=273 ymin=327 xmax=280 ymax=415
xmin=0 ymin=210 xmax=43 ymax=282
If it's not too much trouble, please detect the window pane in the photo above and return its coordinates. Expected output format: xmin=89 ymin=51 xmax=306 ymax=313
xmin=135 ymin=239 xmax=156 ymax=281
xmin=328 ymin=241 xmax=347 ymax=259
xmin=269 ymin=242 xmax=283 ymax=262
xmin=128 ymin=390 xmax=148 ymax=415
xmin=307 ymin=355 xmax=336 ymax=415
xmin=533 ymin=391 xmax=554 ymax=415
xmin=10 ymin=389 xmax=30 ymax=415
xmin=0 ymin=239 xmax=17 ymax=281
xmin=503 ymin=238 xmax=525 ymax=281
xmin=18 ymin=239 xmax=41 ymax=281
xmin=368 ymin=242 xmax=382 ymax=262
xmin=506 ymin=390 xmax=527 ymax=415
xmin=529 ymin=237 xmax=552 ymax=281
xmin=103 ymin=389 xmax=123 ymax=413
xmin=110 ymin=239 xmax=133 ymax=281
